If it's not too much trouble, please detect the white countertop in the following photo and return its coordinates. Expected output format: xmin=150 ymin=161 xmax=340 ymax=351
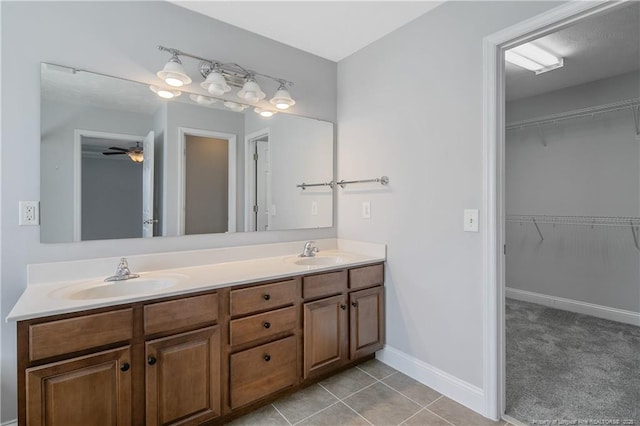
xmin=7 ymin=240 xmax=385 ymax=322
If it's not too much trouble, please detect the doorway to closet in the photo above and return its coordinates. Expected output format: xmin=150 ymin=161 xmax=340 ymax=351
xmin=503 ymin=3 xmax=640 ymax=424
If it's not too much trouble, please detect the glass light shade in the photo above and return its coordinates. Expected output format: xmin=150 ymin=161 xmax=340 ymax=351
xmin=156 ymin=59 xmax=192 ymax=87
xmin=189 ymin=94 xmax=216 ymax=105
xmin=149 ymin=85 xmax=181 ymax=99
xmin=127 ymin=150 xmax=144 ymax=163
xmin=200 ymin=70 xmax=231 ymax=96
xmin=238 ymin=80 xmax=265 ymax=103
xmin=270 ymin=88 xmax=296 ymax=110
xmin=254 ymin=107 xmax=276 ymax=118
xmin=224 ymin=101 xmax=249 ymax=112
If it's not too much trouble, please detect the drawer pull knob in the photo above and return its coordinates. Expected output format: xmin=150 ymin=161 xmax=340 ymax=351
xmin=340 ymin=304 xmax=347 ymax=310
xmin=352 ymin=302 xmax=358 ymax=308
xmin=264 ymin=354 xmax=271 ymax=362
xmin=264 ymin=321 xmax=271 ymax=329
xmin=263 ymin=294 xmax=271 ymax=301
xmin=148 ymin=356 xmax=157 ymax=365
xmin=120 ymin=363 xmax=130 ymax=372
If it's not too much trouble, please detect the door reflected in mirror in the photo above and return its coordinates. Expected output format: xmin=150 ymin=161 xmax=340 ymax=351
xmin=40 ymin=63 xmax=334 ymax=243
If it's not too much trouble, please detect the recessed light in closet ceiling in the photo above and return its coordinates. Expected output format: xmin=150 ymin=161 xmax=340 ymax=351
xmin=168 ymin=1 xmax=443 ymax=62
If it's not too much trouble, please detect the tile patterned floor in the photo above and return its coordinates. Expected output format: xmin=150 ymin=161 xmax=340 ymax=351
xmin=228 ymin=359 xmax=512 ymax=426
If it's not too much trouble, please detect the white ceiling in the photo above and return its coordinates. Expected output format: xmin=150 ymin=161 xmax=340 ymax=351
xmin=505 ymin=2 xmax=640 ymax=101
xmin=170 ymin=1 xmax=443 ymax=62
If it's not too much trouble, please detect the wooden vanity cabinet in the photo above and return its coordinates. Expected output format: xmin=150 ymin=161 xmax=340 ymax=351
xmin=17 ymin=263 xmax=384 ymax=425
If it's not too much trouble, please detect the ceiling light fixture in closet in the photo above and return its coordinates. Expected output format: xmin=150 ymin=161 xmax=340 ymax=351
xmin=505 ymin=43 xmax=563 ymax=74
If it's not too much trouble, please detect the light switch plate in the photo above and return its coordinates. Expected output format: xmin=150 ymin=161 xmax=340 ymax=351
xmin=311 ymin=201 xmax=318 ymax=216
xmin=464 ymin=209 xmax=479 ymax=232
xmin=362 ymin=201 xmax=371 ymax=219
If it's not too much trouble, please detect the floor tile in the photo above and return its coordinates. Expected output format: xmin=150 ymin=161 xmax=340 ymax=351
xmin=226 ymin=404 xmax=289 ymax=426
xmin=273 ymin=384 xmax=338 ymax=424
xmin=428 ymin=397 xmax=503 ymax=426
xmin=297 ymin=402 xmax=370 ymax=426
xmin=320 ymin=367 xmax=377 ymax=399
xmin=357 ymin=359 xmax=397 ymax=379
xmin=403 ymin=408 xmax=452 ymax=426
xmin=382 ymin=372 xmax=441 ymax=406
xmin=344 ymin=382 xmax=421 ymax=425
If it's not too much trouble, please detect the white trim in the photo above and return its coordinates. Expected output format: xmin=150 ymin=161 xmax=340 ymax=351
xmin=482 ymin=0 xmax=624 ymax=420
xmin=177 ymin=127 xmax=237 ymax=234
xmin=244 ymin=128 xmax=270 ymax=232
xmin=1 ymin=419 xmax=17 ymax=426
xmin=506 ymin=288 xmax=640 ymax=327
xmin=377 ymin=346 xmax=485 ymax=415
xmin=73 ymin=129 xmax=144 ymax=243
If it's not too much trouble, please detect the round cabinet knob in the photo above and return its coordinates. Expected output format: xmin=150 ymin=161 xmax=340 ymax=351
xmin=352 ymin=302 xmax=358 ymax=308
xmin=120 ymin=363 xmax=130 ymax=372
xmin=263 ymin=321 xmax=271 ymax=329
xmin=264 ymin=354 xmax=271 ymax=362
xmin=263 ymin=294 xmax=271 ymax=301
xmin=340 ymin=304 xmax=347 ymax=310
xmin=148 ymin=356 xmax=157 ymax=365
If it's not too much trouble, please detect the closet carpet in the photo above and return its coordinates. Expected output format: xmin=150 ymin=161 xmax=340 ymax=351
xmin=506 ymin=298 xmax=640 ymax=424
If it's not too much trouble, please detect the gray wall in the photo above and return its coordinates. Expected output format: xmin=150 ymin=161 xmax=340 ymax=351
xmin=506 ymin=72 xmax=640 ymax=312
xmin=185 ymin=136 xmax=229 ymax=235
xmin=337 ymin=1 xmax=560 ymax=389
xmin=1 ymin=1 xmax=336 ymax=422
xmin=40 ymin=98 xmax=154 ymax=243
xmin=82 ymin=156 xmax=143 ymax=241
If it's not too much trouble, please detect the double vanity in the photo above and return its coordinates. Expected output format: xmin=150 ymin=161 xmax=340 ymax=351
xmin=8 ymin=240 xmax=386 ymax=425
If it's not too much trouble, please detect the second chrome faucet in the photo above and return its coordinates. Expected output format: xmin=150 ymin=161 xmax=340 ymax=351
xmin=105 ymin=258 xmax=140 ymax=282
xmin=299 ymin=241 xmax=319 ymax=258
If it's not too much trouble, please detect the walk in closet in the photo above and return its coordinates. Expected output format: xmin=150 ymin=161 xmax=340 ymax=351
xmin=504 ymin=3 xmax=640 ymax=423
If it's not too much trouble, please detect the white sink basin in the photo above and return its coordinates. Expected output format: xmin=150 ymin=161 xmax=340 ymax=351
xmin=292 ymin=256 xmax=346 ymax=266
xmin=51 ymin=274 xmax=186 ymax=300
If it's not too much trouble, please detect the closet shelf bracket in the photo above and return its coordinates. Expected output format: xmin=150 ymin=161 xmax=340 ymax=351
xmin=632 ymin=106 xmax=639 ymax=136
xmin=630 ymin=222 xmax=640 ymax=251
xmin=532 ymin=217 xmax=544 ymax=241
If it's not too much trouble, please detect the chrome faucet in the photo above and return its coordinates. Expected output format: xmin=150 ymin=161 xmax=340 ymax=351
xmin=299 ymin=241 xmax=319 ymax=258
xmin=105 ymin=258 xmax=140 ymax=282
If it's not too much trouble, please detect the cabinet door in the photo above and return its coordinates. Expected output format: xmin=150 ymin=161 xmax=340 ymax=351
xmin=26 ymin=346 xmax=132 ymax=426
xmin=303 ymin=295 xmax=348 ymax=379
xmin=145 ymin=326 xmax=220 ymax=426
xmin=349 ymin=286 xmax=385 ymax=360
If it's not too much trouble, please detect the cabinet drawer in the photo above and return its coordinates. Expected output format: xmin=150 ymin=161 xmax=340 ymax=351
xmin=230 ymin=306 xmax=296 ymax=347
xmin=302 ymin=270 xmax=347 ymax=300
xmin=29 ymin=309 xmax=133 ymax=361
xmin=144 ymin=293 xmax=218 ymax=335
xmin=230 ymin=280 xmax=296 ymax=317
xmin=230 ymin=336 xmax=297 ymax=408
xmin=349 ymin=264 xmax=384 ymax=290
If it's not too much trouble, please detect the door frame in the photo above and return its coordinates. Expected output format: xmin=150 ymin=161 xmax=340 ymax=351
xmin=244 ymin=128 xmax=271 ymax=232
xmin=73 ymin=129 xmax=145 ymax=242
xmin=176 ymin=127 xmax=237 ymax=235
xmin=482 ymin=0 xmax=626 ymax=420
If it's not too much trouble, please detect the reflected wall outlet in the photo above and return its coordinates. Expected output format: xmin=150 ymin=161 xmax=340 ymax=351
xmin=362 ymin=201 xmax=371 ymax=219
xmin=311 ymin=201 xmax=318 ymax=216
xmin=19 ymin=201 xmax=40 ymax=226
xmin=464 ymin=209 xmax=479 ymax=232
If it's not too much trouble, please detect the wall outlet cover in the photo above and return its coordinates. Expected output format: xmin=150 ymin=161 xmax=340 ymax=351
xmin=19 ymin=201 xmax=40 ymax=226
xmin=463 ymin=209 xmax=479 ymax=232
xmin=362 ymin=201 xmax=371 ymax=219
xmin=311 ymin=201 xmax=318 ymax=216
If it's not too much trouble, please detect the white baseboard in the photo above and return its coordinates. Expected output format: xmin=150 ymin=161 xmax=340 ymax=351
xmin=1 ymin=420 xmax=17 ymax=426
xmin=506 ymin=288 xmax=640 ymax=326
xmin=376 ymin=345 xmax=486 ymax=417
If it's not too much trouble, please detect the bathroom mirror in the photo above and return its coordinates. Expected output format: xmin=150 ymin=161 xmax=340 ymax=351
xmin=40 ymin=63 xmax=334 ymax=243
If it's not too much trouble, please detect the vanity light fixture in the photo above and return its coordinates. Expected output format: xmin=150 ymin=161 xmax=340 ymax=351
xmin=156 ymin=45 xmax=295 ymax=109
xmin=505 ymin=43 xmax=563 ymax=74
xmin=149 ymin=85 xmax=181 ymax=99
xmin=189 ymin=94 xmax=217 ymax=105
xmin=270 ymin=84 xmax=296 ymax=110
xmin=254 ymin=107 xmax=276 ymax=118
xmin=156 ymin=53 xmax=192 ymax=87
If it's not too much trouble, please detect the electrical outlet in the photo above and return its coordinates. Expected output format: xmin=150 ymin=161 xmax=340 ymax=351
xmin=19 ymin=201 xmax=40 ymax=226
xmin=362 ymin=201 xmax=371 ymax=219
xmin=311 ymin=201 xmax=318 ymax=216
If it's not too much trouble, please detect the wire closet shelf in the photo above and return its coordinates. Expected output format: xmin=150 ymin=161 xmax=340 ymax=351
xmin=506 ymin=215 xmax=640 ymax=249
